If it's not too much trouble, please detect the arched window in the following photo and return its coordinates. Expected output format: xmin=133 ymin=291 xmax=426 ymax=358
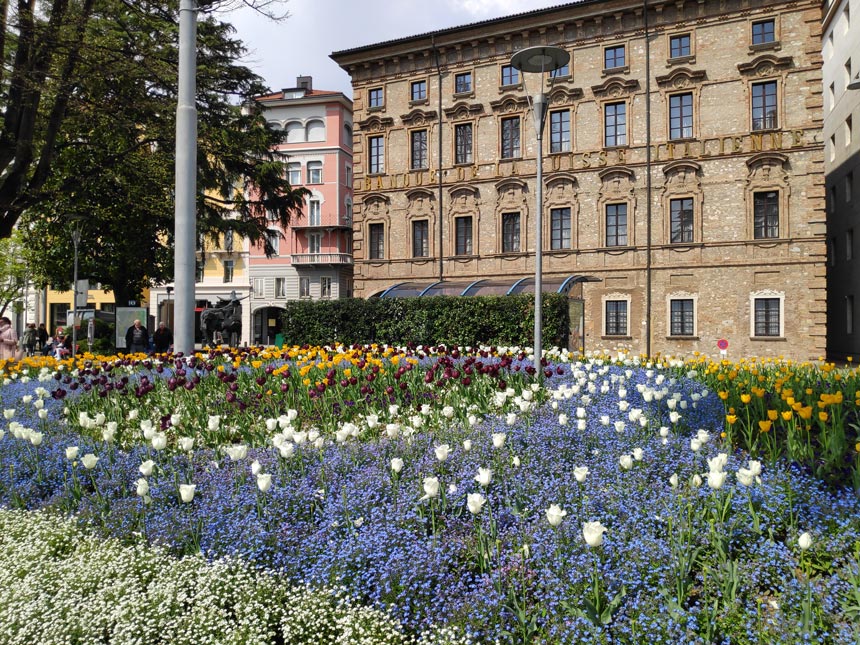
xmin=285 ymin=122 xmax=304 ymax=143
xmin=306 ymin=119 xmax=325 ymax=142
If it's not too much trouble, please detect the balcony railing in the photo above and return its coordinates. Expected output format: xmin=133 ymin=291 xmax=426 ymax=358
xmin=292 ymin=253 xmax=354 ymax=265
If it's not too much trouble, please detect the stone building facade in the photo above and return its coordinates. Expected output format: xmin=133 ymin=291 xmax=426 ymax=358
xmin=331 ymin=0 xmax=826 ymax=360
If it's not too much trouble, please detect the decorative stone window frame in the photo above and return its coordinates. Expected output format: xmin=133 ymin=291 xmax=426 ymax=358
xmin=407 ymin=126 xmax=430 ymax=172
xmin=748 ymin=15 xmax=781 ymax=53
xmin=444 ymin=103 xmax=484 ymax=168
xmin=592 ymin=78 xmax=638 ymax=149
xmin=494 ymin=178 xmax=528 ymax=256
xmin=498 ymin=63 xmax=523 ymax=91
xmin=546 ymin=87 xmax=583 ymax=155
xmin=446 ymin=186 xmax=481 ymax=258
xmin=749 ymin=289 xmax=785 ymax=339
xmin=409 ymin=77 xmax=429 ymax=106
xmin=602 ymin=292 xmax=632 ymax=338
xmin=362 ymin=193 xmax=390 ymax=262
xmin=737 ymin=55 xmax=792 ymax=132
xmin=661 ymin=160 xmax=703 ymax=245
xmin=367 ymin=86 xmax=385 ymax=112
xmin=665 ymin=292 xmax=699 ymax=338
xmin=598 ymin=167 xmax=636 ymax=249
xmin=744 ymin=152 xmax=790 ymax=240
xmin=655 ymin=68 xmax=706 ymax=142
xmin=602 ymin=42 xmax=630 ymax=76
xmin=405 ymin=188 xmax=436 ymax=260
xmin=453 ymin=69 xmax=475 ymax=99
xmin=666 ymin=31 xmax=695 ymax=65
xmin=490 ymin=96 xmax=529 ymax=161
xmin=545 ymin=173 xmax=579 ymax=251
xmin=357 ymin=115 xmax=394 ymax=177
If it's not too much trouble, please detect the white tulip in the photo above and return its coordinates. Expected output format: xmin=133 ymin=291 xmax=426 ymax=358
xmin=278 ymin=443 xmax=295 ymax=459
xmin=582 ymin=521 xmax=608 ymax=547
xmin=390 ymin=457 xmax=404 ymax=473
xmin=467 ymin=492 xmax=486 ymax=515
xmin=558 ymin=413 xmax=569 ymax=426
xmin=573 ymin=466 xmax=589 ymax=483
xmin=421 ymin=477 xmax=440 ymax=500
xmin=632 ymin=447 xmax=643 ymax=461
xmin=81 ymin=453 xmax=98 ymax=470
xmin=29 ymin=432 xmax=43 ymax=447
xmin=669 ymin=473 xmax=679 ymax=488
xmin=475 ymin=467 xmax=492 ymax=488
xmin=151 ymin=433 xmax=167 ymax=451
xmin=65 ymin=446 xmax=79 ymax=460
xmin=708 ymin=453 xmax=728 ymax=473
xmin=178 ymin=437 xmax=194 ymax=452
xmin=139 ymin=460 xmax=155 ymax=477
xmin=135 ymin=478 xmax=149 ymax=497
xmin=492 ymin=432 xmax=507 ymax=448
xmin=462 ymin=439 xmax=472 ymax=452
xmin=736 ymin=468 xmax=755 ymax=487
xmin=747 ymin=460 xmax=762 ymax=477
xmin=441 ymin=406 xmax=455 ymax=419
xmin=179 ymin=484 xmax=196 ymax=503
xmin=619 ymin=454 xmax=634 ymax=471
xmin=546 ymin=504 xmax=567 ymax=527
xmin=434 ymin=444 xmax=451 ymax=462
xmin=251 ymin=459 xmax=262 ymax=476
xmin=707 ymin=470 xmax=727 ymax=490
xmin=256 ymin=473 xmax=272 ymax=493
xmin=798 ymin=532 xmax=812 ymax=551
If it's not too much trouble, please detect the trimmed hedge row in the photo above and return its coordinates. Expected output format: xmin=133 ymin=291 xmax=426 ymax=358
xmin=279 ymin=294 xmax=570 ymax=348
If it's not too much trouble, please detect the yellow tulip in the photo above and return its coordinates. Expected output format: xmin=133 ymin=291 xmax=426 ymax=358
xmin=758 ymin=420 xmax=772 ymax=433
xmin=740 ymin=394 xmax=751 ymax=404
xmin=718 ymin=391 xmax=729 ymax=400
xmin=767 ymin=409 xmax=778 ymax=421
xmin=726 ymin=414 xmax=738 ymax=425
xmin=781 ymin=410 xmax=793 ymax=421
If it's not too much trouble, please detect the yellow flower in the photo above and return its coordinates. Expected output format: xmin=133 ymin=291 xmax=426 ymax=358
xmin=767 ymin=409 xmax=778 ymax=421
xmin=726 ymin=414 xmax=738 ymax=425
xmin=798 ymin=406 xmax=813 ymax=420
xmin=758 ymin=420 xmax=772 ymax=433
xmin=740 ymin=394 xmax=751 ymax=404
xmin=720 ymin=431 xmax=727 ymax=438
xmin=781 ymin=410 xmax=793 ymax=421
xmin=818 ymin=411 xmax=829 ymax=422
xmin=302 ymin=378 xmax=311 ymax=386
xmin=251 ymin=360 xmax=262 ymax=369
xmin=718 ymin=391 xmax=729 ymax=400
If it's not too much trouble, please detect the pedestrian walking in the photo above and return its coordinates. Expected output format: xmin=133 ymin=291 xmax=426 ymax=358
xmin=152 ymin=322 xmax=173 ymax=353
xmin=0 ymin=317 xmax=19 ymax=361
xmin=21 ymin=323 xmax=37 ymax=357
xmin=125 ymin=319 xmax=149 ymax=354
xmin=36 ymin=323 xmax=48 ymax=352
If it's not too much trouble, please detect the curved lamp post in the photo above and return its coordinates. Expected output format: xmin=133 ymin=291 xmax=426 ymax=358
xmin=69 ymin=219 xmax=82 ymax=359
xmin=509 ymin=46 xmax=570 ymax=375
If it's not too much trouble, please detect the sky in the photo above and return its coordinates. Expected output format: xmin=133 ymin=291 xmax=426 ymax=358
xmin=225 ymin=0 xmax=570 ymax=97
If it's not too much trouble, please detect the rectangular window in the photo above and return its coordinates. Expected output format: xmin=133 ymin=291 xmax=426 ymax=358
xmin=670 ymin=299 xmax=695 ymax=336
xmin=754 ymin=298 xmax=780 ymax=337
xmin=501 ymin=116 xmax=520 ymax=159
xmin=368 ymin=87 xmax=383 ymax=108
xmin=606 ymin=203 xmax=628 ymax=247
xmin=410 ymin=129 xmax=428 ymax=170
xmin=550 ymin=207 xmax=571 ymax=250
xmin=455 ymin=216 xmax=473 ymax=255
xmin=605 ymin=300 xmax=628 ymax=336
xmin=411 ymin=80 xmax=427 ymax=102
xmin=550 ymin=110 xmax=571 ymax=153
xmin=299 ymin=277 xmax=310 ymax=298
xmin=253 ymin=277 xmax=264 ymax=296
xmin=412 ymin=220 xmax=429 ymax=257
xmin=604 ymin=45 xmax=626 ymax=69
xmin=604 ymin=102 xmax=627 ymax=147
xmin=502 ymin=212 xmax=520 ymax=253
xmin=669 ymin=93 xmax=694 ymax=140
xmin=307 ymin=161 xmax=322 ymax=184
xmin=224 ymin=229 xmax=233 ymax=253
xmin=267 ymin=229 xmax=280 ymax=255
xmin=308 ymin=199 xmax=321 ymax=226
xmin=195 ymin=260 xmax=204 ymax=283
xmin=287 ymin=162 xmax=301 ymax=185
xmin=501 ymin=65 xmax=520 ymax=86
xmin=320 ymin=277 xmax=332 ymax=299
xmin=275 ymin=277 xmax=286 ymax=298
xmin=752 ymin=19 xmax=775 ymax=45
xmin=369 ymin=223 xmax=384 ymax=260
xmin=368 ymin=136 xmax=384 ymax=174
xmin=308 ymin=233 xmax=321 ymax=254
xmin=454 ymin=72 xmax=472 ymax=94
xmin=670 ymin=34 xmax=691 ymax=58
xmin=550 ymin=63 xmax=570 ymax=78
xmin=753 ymin=191 xmax=779 ymax=239
xmin=752 ymin=81 xmax=778 ymax=130
xmin=670 ymin=198 xmax=694 ymax=243
xmin=455 ymin=123 xmax=473 ymax=164
xmin=222 ymin=260 xmax=234 ymax=283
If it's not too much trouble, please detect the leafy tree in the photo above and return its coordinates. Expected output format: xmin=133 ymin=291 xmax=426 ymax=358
xmin=0 ymin=231 xmax=29 ymax=317
xmin=19 ymin=1 xmax=307 ymax=306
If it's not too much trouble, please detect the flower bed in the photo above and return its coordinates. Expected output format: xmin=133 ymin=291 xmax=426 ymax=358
xmin=1 ymin=347 xmax=859 ymax=643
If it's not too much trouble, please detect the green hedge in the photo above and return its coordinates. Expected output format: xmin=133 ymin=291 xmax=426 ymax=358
xmin=279 ymin=294 xmax=570 ymax=348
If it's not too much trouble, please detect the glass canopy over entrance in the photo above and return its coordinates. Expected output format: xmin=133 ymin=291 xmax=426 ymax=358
xmin=372 ymin=275 xmax=601 ymax=298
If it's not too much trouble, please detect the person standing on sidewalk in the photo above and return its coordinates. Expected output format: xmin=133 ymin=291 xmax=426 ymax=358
xmin=0 ymin=317 xmax=19 ymax=361
xmin=125 ymin=319 xmax=149 ymax=354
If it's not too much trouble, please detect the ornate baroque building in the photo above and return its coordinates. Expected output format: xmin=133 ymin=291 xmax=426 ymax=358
xmin=331 ymin=0 xmax=827 ymax=360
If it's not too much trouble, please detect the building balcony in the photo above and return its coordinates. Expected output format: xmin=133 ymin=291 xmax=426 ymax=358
xmin=291 ymin=221 xmax=352 ymax=231
xmin=292 ymin=252 xmax=354 ymax=266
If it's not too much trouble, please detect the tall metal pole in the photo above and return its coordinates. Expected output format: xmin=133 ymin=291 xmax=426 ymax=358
xmin=174 ymin=0 xmax=198 ymax=355
xmin=71 ymin=226 xmax=80 ymax=359
xmin=510 ymin=46 xmax=569 ymax=376
xmin=433 ymin=41 xmax=443 ymax=282
xmin=533 ymin=92 xmax=546 ymax=374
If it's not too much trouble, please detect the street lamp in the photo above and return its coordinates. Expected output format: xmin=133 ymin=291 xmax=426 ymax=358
xmin=509 ymin=45 xmax=570 ymax=375
xmin=70 ymin=221 xmax=82 ymax=359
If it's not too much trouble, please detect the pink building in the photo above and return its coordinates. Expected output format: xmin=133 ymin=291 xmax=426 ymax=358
xmin=250 ymin=76 xmax=354 ymax=345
